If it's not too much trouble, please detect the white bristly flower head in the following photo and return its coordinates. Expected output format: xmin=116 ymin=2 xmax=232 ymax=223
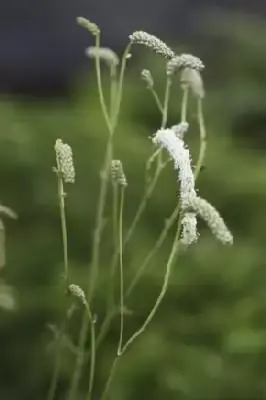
xmin=152 ymin=128 xmax=196 ymax=204
xmin=167 ymin=54 xmax=204 ymax=75
xmin=181 ymin=68 xmax=205 ymax=99
xmin=171 ymin=122 xmax=189 ymax=140
xmin=111 ymin=160 xmax=127 ymax=187
xmin=68 ymin=284 xmax=86 ymax=305
xmin=181 ymin=212 xmax=198 ymax=245
xmin=129 ymin=31 xmax=175 ymax=60
xmin=76 ymin=17 xmax=100 ymax=36
xmin=184 ymin=195 xmax=233 ymax=245
xmin=141 ymin=69 xmax=154 ymax=89
xmin=55 ymin=139 xmax=75 ymax=183
xmin=85 ymin=47 xmax=119 ymax=69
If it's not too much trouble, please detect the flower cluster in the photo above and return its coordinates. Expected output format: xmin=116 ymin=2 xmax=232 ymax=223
xmin=55 ymin=139 xmax=75 ymax=184
xmin=111 ymin=160 xmax=127 ymax=187
xmin=129 ymin=31 xmax=175 ymax=60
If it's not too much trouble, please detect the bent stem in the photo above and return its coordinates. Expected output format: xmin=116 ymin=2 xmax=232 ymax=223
xmin=100 ymin=218 xmax=182 ymax=399
xmin=118 ymin=187 xmax=125 ymax=354
xmin=84 ymin=301 xmax=96 ymax=400
xmin=194 ymin=98 xmax=207 ymax=180
xmin=126 ymin=204 xmax=180 ymax=297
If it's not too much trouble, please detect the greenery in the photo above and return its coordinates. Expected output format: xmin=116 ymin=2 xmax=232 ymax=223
xmin=1 ymin=12 xmax=266 ymax=400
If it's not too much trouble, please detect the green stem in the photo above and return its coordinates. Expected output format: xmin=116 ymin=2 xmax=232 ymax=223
xmin=56 ymin=167 xmax=69 ymax=285
xmin=100 ymin=357 xmax=119 ymax=400
xmin=84 ymin=302 xmax=96 ymax=400
xmin=150 ymin=88 xmax=163 ymax=115
xmin=161 ymin=76 xmax=172 ymax=129
xmin=117 ymin=187 xmax=125 ymax=355
xmin=112 ymin=43 xmax=132 ymax=131
xmin=126 ymin=204 xmax=180 ymax=297
xmin=194 ymin=99 xmax=207 ymax=180
xmin=100 ymin=219 xmax=182 ymax=398
xmin=121 ymin=221 xmax=181 ymax=354
xmin=181 ymin=86 xmax=189 ymax=123
xmin=94 ymin=34 xmax=112 ymax=134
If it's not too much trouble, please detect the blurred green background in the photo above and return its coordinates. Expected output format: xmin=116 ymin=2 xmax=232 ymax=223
xmin=1 ymin=12 xmax=266 ymax=400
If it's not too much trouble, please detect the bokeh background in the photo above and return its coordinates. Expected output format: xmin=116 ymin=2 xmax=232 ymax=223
xmin=1 ymin=1 xmax=266 ymax=399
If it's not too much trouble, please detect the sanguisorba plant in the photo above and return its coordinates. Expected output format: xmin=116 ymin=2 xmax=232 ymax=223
xmin=47 ymin=17 xmax=233 ymax=400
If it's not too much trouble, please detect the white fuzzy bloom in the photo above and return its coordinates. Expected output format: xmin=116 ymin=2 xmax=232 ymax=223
xmin=181 ymin=212 xmax=198 ymax=245
xmin=167 ymin=54 xmax=204 ymax=75
xmin=152 ymin=128 xmax=196 ymax=203
xmin=68 ymin=284 xmax=86 ymax=304
xmin=181 ymin=68 xmax=205 ymax=99
xmin=185 ymin=195 xmax=233 ymax=245
xmin=55 ymin=139 xmax=75 ymax=183
xmin=85 ymin=47 xmax=119 ymax=68
xmin=141 ymin=69 xmax=154 ymax=89
xmin=76 ymin=17 xmax=100 ymax=36
xmin=111 ymin=160 xmax=127 ymax=187
xmin=171 ymin=122 xmax=189 ymax=140
xmin=129 ymin=31 xmax=175 ymax=60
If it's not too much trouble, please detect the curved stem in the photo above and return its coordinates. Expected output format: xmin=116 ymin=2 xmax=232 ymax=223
xmin=126 ymin=204 xmax=180 ymax=297
xmin=100 ymin=219 xmax=182 ymax=398
xmin=118 ymin=188 xmax=125 ymax=355
xmin=194 ymin=99 xmax=207 ymax=180
xmin=181 ymin=86 xmax=189 ymax=123
xmin=121 ymin=220 xmax=181 ymax=354
xmin=94 ymin=34 xmax=112 ymax=133
xmin=150 ymin=88 xmax=163 ymax=115
xmin=84 ymin=302 xmax=96 ymax=400
xmin=112 ymin=43 xmax=132 ymax=131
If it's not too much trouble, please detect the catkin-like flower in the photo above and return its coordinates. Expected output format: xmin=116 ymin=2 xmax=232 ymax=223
xmin=181 ymin=212 xmax=198 ymax=245
xmin=68 ymin=284 xmax=86 ymax=304
xmin=184 ymin=195 xmax=233 ymax=245
xmin=167 ymin=54 xmax=204 ymax=75
xmin=171 ymin=122 xmax=189 ymax=140
xmin=152 ymin=128 xmax=196 ymax=203
xmin=85 ymin=47 xmax=119 ymax=68
xmin=76 ymin=16 xmax=100 ymax=36
xmin=55 ymin=139 xmax=75 ymax=183
xmin=111 ymin=160 xmax=127 ymax=187
xmin=141 ymin=69 xmax=154 ymax=89
xmin=181 ymin=68 xmax=205 ymax=98
xmin=129 ymin=31 xmax=175 ymax=60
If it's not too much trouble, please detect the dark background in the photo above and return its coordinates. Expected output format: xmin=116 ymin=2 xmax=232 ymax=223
xmin=0 ymin=1 xmax=266 ymax=400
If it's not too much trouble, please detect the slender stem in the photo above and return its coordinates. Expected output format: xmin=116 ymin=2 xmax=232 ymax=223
xmin=150 ymin=88 xmax=163 ymax=115
xmin=110 ymin=66 xmax=118 ymax=119
xmin=112 ymin=43 xmax=132 ymax=131
xmin=112 ymin=184 xmax=119 ymax=255
xmin=100 ymin=219 xmax=182 ymax=398
xmin=126 ymin=204 xmax=180 ymax=297
xmin=121 ymin=221 xmax=181 ymax=354
xmin=118 ymin=187 xmax=125 ymax=355
xmin=100 ymin=357 xmax=119 ymax=400
xmin=46 ymin=315 xmax=68 ymax=400
xmin=94 ymin=34 xmax=112 ymax=134
xmin=84 ymin=302 xmax=96 ymax=400
xmin=194 ymin=99 xmax=207 ymax=180
xmin=181 ymin=86 xmax=189 ymax=123
xmin=161 ymin=76 xmax=172 ymax=128
xmin=56 ymin=167 xmax=69 ymax=285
